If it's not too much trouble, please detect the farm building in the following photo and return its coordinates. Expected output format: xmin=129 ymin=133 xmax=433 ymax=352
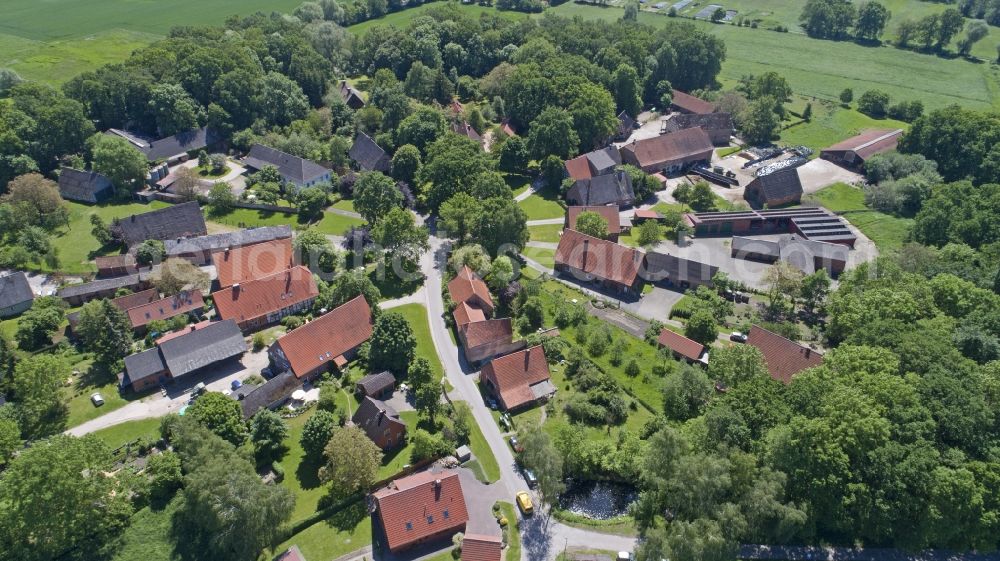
xmin=565 ymin=171 xmax=635 ymax=207
xmin=268 ymin=295 xmax=374 ymax=379
xmin=448 ymin=266 xmax=495 ymax=315
xmin=337 ymin=80 xmax=365 ymax=109
xmin=564 ymin=146 xmax=623 ymax=181
xmin=111 ymin=202 xmax=208 ymax=247
xmin=126 ymin=290 xmax=204 ymax=334
xmin=120 ymin=319 xmax=246 ymax=392
xmin=731 ymin=235 xmax=849 ymax=277
xmin=356 ymin=371 xmax=396 ymax=400
xmin=746 ymin=325 xmax=823 ymax=384
xmin=58 ymin=273 xmax=148 ymax=306
xmin=0 ymin=272 xmax=33 ymax=318
xmin=641 ymin=252 xmax=719 ymax=290
xmin=657 ymin=328 xmax=707 ymax=364
xmin=566 ymin=205 xmax=623 ymax=241
xmin=352 ymin=396 xmax=407 ymax=450
xmin=212 ymin=238 xmax=296 ymax=289
xmin=619 ymin=128 xmax=713 ymax=174
xmin=371 ymin=470 xmax=469 ymax=553
xmin=349 ymin=132 xmax=391 ymax=173
xmin=211 ymin=266 xmax=319 ymax=332
xmin=480 ymin=345 xmax=555 ymax=412
xmin=165 ymin=225 xmax=292 ymax=265
xmin=451 ymin=121 xmax=483 ymax=146
xmin=238 ymin=369 xmax=302 ymax=419
xmin=67 ymin=288 xmax=159 ymax=333
xmin=58 ymin=167 xmax=113 ymax=203
xmin=662 ymin=113 xmax=734 ymax=146
xmin=615 ymin=111 xmax=635 ymax=140
xmin=95 ymin=254 xmax=138 ymax=278
xmin=684 ymin=207 xmax=857 ymax=247
xmin=554 ymin=229 xmax=644 ymax=295
xmin=820 ymin=129 xmax=903 ymax=168
xmin=670 ymin=89 xmax=715 ymax=114
xmin=743 ymin=168 xmax=804 ymax=209
xmin=244 ymin=144 xmax=331 ymax=189
xmin=454 ymin=306 xmax=519 ymax=365
xmin=108 ymin=127 xmax=223 ymax=164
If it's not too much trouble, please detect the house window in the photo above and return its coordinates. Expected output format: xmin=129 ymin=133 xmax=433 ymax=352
xmin=426 ymin=515 xmax=434 ymax=524
xmin=405 ymin=521 xmax=412 ymax=531
xmin=443 ymin=510 xmax=449 ymax=519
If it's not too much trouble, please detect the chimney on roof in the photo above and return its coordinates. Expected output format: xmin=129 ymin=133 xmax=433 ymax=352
xmin=804 ymin=348 xmax=811 ymax=358
xmin=582 ymin=238 xmax=589 ymax=271
xmin=232 ymin=283 xmax=240 ymax=298
xmin=434 ymin=479 xmax=442 ymax=488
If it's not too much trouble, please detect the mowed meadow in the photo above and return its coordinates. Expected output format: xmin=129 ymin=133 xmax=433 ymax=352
xmin=0 ymin=0 xmax=303 ymax=82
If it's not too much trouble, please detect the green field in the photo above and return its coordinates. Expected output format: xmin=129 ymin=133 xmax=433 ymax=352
xmin=347 ymin=2 xmax=524 ymax=34
xmin=805 ymin=182 xmax=913 ymax=250
xmin=779 ymin=98 xmax=909 ymax=153
xmin=528 ymin=224 xmax=564 ymax=243
xmin=519 ymin=193 xmax=566 ymax=221
xmin=548 ymin=3 xmax=1000 ymax=110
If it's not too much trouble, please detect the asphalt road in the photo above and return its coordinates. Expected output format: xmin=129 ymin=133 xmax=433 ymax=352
xmin=420 ymin=236 xmax=637 ymax=560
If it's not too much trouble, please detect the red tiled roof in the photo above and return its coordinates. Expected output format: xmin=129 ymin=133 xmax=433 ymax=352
xmin=447 ymin=266 xmax=494 ymax=313
xmin=634 ymin=209 xmax=662 ymax=220
xmin=373 ymin=470 xmax=469 ymax=552
xmin=657 ymin=328 xmax=705 ymax=361
xmin=620 ymin=128 xmax=714 ymax=170
xmin=671 ymin=89 xmax=715 ymax=114
xmin=453 ymin=301 xmax=486 ymax=327
xmin=127 ymin=291 xmax=204 ymax=329
xmin=461 ymin=534 xmax=503 ymax=561
xmin=213 ymin=238 xmax=295 ymax=289
xmin=500 ymin=121 xmax=516 ymax=137
xmin=154 ymin=319 xmax=213 ymax=344
xmin=564 ymin=155 xmax=593 ymax=181
xmin=95 ymin=254 xmax=136 ymax=271
xmin=823 ymin=129 xmax=903 ymax=161
xmin=212 ymin=266 xmax=318 ymax=327
xmin=482 ymin=346 xmax=551 ymax=410
xmin=554 ymin=229 xmax=643 ymax=288
xmin=111 ymin=288 xmax=159 ymax=311
xmin=567 ymin=206 xmax=621 ymax=236
xmin=275 ymin=295 xmax=373 ymax=378
xmin=747 ymin=325 xmax=823 ymax=384
xmin=276 ymin=545 xmax=306 ymax=561
xmin=460 ymin=318 xmax=513 ymax=349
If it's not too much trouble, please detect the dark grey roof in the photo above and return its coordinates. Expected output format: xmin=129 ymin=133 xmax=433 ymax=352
xmin=585 ymin=146 xmax=622 ymax=175
xmin=642 ymin=252 xmax=719 ymax=284
xmin=124 ymin=348 xmax=167 ymax=384
xmin=143 ymin=127 xmax=222 ymax=162
xmin=357 ymin=371 xmax=396 ymax=395
xmin=163 ymin=225 xmax=292 ymax=257
xmin=731 ymin=236 xmax=781 ymax=258
xmin=348 ymin=133 xmax=390 ymax=172
xmin=617 ymin=111 xmax=635 ymax=133
xmin=663 ymin=113 xmax=734 ymax=134
xmin=567 ymin=171 xmax=635 ymax=206
xmin=747 ymin=168 xmax=803 ymax=205
xmin=58 ymin=274 xmax=142 ymax=300
xmin=0 ymin=272 xmax=33 ymax=309
xmin=244 ymin=144 xmax=329 ymax=185
xmin=158 ymin=319 xmax=246 ymax=378
xmin=352 ymin=396 xmax=405 ymax=441
xmin=732 ymin=235 xmax=849 ymax=274
xmin=58 ymin=167 xmax=113 ymax=203
xmin=112 ymin=202 xmax=208 ymax=246
xmin=240 ymin=369 xmax=301 ymax=418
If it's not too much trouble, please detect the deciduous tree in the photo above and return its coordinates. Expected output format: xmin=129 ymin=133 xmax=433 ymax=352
xmin=320 ymin=425 xmax=381 ymax=495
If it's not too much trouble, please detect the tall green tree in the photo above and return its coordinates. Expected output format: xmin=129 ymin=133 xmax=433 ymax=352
xmin=188 ymin=392 xmax=247 ymax=445
xmin=0 ymin=435 xmax=133 ymax=561
xmin=75 ymin=299 xmax=133 ymax=370
xmin=320 ymin=425 xmax=382 ymax=496
xmin=470 ymin=197 xmax=529 ymax=256
xmin=519 ymin=429 xmax=566 ymax=511
xmin=353 ymin=171 xmax=402 ymax=224
xmin=87 ymin=133 xmax=147 ymax=196
xmin=249 ymin=409 xmax=288 ymax=464
xmin=369 ymin=311 xmax=416 ymax=374
xmin=528 ymin=106 xmax=580 ymax=159
xmin=854 ymin=1 xmax=891 ymax=41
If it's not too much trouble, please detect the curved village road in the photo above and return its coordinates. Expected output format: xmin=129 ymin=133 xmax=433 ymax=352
xmin=419 ymin=236 xmax=638 ymax=560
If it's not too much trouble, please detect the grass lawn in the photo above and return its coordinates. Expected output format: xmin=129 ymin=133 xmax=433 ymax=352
xmin=368 ymin=264 xmax=424 ymax=301
xmin=529 ymin=224 xmax=564 ymax=243
xmin=66 ymin=379 xmax=129 ymax=428
xmin=280 ymin=411 xmax=328 ymax=524
xmin=549 ymin=3 xmax=1000 ymax=110
xmin=805 ymin=182 xmax=913 ymax=250
xmin=522 ymin=247 xmax=555 ymax=269
xmin=272 ymin=500 xmax=372 ymax=561
xmin=24 ymin=201 xmax=169 ymax=275
xmin=331 ymin=199 xmax=356 ymax=213
xmin=716 ymin=146 xmax=743 ymax=158
xmin=193 ymin=163 xmax=231 ymax=178
xmin=379 ymin=410 xmax=421 ymax=477
xmin=313 ymin=211 xmax=365 ymax=236
xmin=498 ymin=502 xmax=521 ymax=561
xmin=206 ymin=206 xmax=300 ymax=231
xmin=392 ymin=304 xmax=444 ymax=379
xmin=111 ymin=498 xmax=179 ymax=561
xmin=91 ymin=417 xmax=162 ymax=450
xmin=518 ymin=191 xmax=566 ymax=221
xmin=466 ymin=410 xmax=501 ymax=483
xmin=779 ymin=99 xmax=909 ymax=154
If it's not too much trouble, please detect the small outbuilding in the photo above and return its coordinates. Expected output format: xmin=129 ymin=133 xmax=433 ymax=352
xmin=0 ymin=272 xmax=33 ymax=318
xmin=58 ymin=167 xmax=114 ymax=204
xmin=820 ymin=129 xmax=903 ymax=168
xmin=743 ymin=168 xmax=804 ymax=209
xmin=356 ymin=371 xmax=397 ymax=400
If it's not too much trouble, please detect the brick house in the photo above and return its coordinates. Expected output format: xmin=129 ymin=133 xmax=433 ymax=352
xmin=211 ymin=266 xmax=318 ymax=332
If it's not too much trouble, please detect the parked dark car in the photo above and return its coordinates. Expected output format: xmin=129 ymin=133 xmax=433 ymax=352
xmin=509 ymin=435 xmax=523 ymax=453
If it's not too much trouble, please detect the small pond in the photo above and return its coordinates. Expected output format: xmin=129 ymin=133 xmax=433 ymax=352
xmin=559 ymin=479 xmax=638 ymax=520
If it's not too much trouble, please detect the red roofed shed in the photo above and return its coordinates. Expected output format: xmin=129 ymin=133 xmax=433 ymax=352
xmin=746 ymin=325 xmax=823 ymax=383
xmin=461 ymin=534 xmax=503 ymax=561
xmin=554 ymin=229 xmax=644 ymax=295
xmin=658 ymin=328 xmax=707 ymax=363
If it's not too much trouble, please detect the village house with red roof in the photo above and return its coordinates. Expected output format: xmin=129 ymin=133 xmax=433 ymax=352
xmin=480 ymin=345 xmax=555 ymax=411
xmin=371 ymin=470 xmax=469 ymax=553
xmin=269 ymin=295 xmax=373 ymax=379
xmin=211 ymin=266 xmax=318 ymax=332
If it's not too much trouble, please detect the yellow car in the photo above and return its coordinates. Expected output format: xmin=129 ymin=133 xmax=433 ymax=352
xmin=516 ymin=491 xmax=534 ymax=515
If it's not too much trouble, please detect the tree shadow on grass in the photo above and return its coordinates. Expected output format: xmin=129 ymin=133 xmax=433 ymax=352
xmin=381 ymin=445 xmax=406 ymax=468
xmin=324 ymin=499 xmax=368 ymax=532
xmin=296 ymin=455 xmax=323 ymax=491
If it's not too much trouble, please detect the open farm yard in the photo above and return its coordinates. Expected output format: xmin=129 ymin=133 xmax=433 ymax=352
xmin=549 ymin=3 xmax=1000 ymax=110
